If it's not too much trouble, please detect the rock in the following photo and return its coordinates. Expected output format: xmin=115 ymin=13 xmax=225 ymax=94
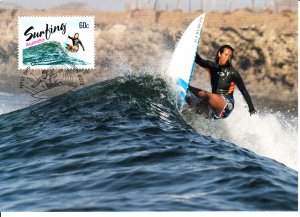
xmin=0 ymin=10 xmax=297 ymax=99
xmin=107 ymin=24 xmax=127 ymax=35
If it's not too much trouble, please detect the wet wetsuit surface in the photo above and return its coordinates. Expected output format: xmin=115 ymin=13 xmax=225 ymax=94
xmin=195 ymin=53 xmax=255 ymax=112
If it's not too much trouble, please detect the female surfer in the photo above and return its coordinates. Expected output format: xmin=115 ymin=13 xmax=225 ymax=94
xmin=67 ymin=33 xmax=85 ymax=52
xmin=187 ymin=44 xmax=256 ymax=119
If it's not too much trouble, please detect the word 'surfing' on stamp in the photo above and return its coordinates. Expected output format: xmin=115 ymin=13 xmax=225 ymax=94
xmin=18 ymin=16 xmax=95 ymax=70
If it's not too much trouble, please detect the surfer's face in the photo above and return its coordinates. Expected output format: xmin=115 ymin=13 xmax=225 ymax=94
xmin=218 ymin=48 xmax=233 ymax=65
xmin=74 ymin=33 xmax=79 ymax=39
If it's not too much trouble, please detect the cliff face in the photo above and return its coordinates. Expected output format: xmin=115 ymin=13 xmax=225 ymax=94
xmin=0 ymin=9 xmax=297 ymax=99
xmin=94 ymin=9 xmax=298 ymax=97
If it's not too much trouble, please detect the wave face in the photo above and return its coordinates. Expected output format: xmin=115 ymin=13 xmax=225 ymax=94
xmin=0 ymin=75 xmax=297 ymax=211
xmin=23 ymin=41 xmax=87 ymax=66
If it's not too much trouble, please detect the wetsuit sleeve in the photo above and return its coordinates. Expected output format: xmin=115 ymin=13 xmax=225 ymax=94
xmin=195 ymin=52 xmax=214 ymax=69
xmin=233 ymin=70 xmax=255 ymax=113
xmin=68 ymin=36 xmax=73 ymax=39
xmin=79 ymin=41 xmax=85 ymax=51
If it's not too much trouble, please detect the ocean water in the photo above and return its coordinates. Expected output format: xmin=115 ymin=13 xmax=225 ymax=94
xmin=23 ymin=41 xmax=88 ymax=66
xmin=183 ymin=91 xmax=298 ymax=171
xmin=0 ymin=92 xmax=32 ymax=115
xmin=0 ymin=75 xmax=297 ymax=211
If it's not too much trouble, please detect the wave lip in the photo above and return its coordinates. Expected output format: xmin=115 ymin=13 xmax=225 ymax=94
xmin=0 ymin=75 xmax=297 ymax=211
xmin=23 ymin=41 xmax=88 ymax=66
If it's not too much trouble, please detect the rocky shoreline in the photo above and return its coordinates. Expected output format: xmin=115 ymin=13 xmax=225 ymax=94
xmin=0 ymin=9 xmax=297 ymax=104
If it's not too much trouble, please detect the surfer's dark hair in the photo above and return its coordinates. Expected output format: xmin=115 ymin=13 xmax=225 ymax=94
xmin=215 ymin=44 xmax=234 ymax=66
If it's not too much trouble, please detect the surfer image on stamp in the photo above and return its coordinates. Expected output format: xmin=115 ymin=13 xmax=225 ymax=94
xmin=67 ymin=33 xmax=85 ymax=52
xmin=18 ymin=16 xmax=94 ymax=70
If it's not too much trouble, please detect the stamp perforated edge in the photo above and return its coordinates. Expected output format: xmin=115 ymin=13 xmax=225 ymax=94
xmin=18 ymin=16 xmax=95 ymax=70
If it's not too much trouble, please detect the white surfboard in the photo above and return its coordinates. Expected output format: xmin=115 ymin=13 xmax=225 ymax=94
xmin=168 ymin=13 xmax=205 ymax=111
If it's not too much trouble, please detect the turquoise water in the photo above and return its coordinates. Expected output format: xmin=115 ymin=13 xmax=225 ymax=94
xmin=23 ymin=41 xmax=88 ymax=66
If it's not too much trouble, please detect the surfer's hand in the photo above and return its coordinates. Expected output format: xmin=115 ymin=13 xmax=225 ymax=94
xmin=249 ymin=109 xmax=256 ymax=116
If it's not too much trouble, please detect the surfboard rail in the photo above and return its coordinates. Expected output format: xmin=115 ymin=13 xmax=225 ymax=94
xmin=168 ymin=13 xmax=206 ymax=111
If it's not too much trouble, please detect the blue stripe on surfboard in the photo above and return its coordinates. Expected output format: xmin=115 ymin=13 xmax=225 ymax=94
xmin=176 ymin=78 xmax=188 ymax=111
xmin=179 ymin=89 xmax=186 ymax=100
xmin=176 ymin=78 xmax=188 ymax=91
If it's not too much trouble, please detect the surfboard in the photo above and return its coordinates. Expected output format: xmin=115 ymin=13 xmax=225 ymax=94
xmin=168 ymin=13 xmax=205 ymax=111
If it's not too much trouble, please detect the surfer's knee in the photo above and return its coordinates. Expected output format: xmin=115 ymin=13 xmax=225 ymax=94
xmin=198 ymin=90 xmax=209 ymax=99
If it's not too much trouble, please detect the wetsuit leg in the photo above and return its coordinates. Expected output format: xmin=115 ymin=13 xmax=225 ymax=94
xmin=66 ymin=44 xmax=78 ymax=52
xmin=211 ymin=97 xmax=235 ymax=119
xmin=70 ymin=46 xmax=78 ymax=52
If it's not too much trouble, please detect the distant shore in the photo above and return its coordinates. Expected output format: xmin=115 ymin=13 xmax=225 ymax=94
xmin=0 ymin=9 xmax=297 ymax=105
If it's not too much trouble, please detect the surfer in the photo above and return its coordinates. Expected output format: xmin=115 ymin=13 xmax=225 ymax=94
xmin=67 ymin=33 xmax=85 ymax=52
xmin=187 ymin=45 xmax=256 ymax=119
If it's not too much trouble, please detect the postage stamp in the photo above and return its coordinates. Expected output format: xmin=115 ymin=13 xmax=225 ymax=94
xmin=18 ymin=16 xmax=94 ymax=70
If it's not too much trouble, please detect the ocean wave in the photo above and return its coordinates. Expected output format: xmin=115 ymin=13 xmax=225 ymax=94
xmin=0 ymin=75 xmax=297 ymax=211
xmin=23 ymin=41 xmax=88 ymax=66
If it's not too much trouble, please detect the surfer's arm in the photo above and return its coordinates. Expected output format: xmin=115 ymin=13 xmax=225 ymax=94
xmin=79 ymin=41 xmax=85 ymax=51
xmin=195 ymin=52 xmax=213 ymax=69
xmin=233 ymin=71 xmax=256 ymax=115
xmin=68 ymin=36 xmax=73 ymax=40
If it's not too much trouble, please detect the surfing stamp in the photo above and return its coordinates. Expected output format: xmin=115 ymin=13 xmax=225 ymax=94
xmin=18 ymin=16 xmax=95 ymax=70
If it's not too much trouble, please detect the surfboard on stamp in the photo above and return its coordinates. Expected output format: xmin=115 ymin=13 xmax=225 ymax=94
xmin=168 ymin=13 xmax=206 ymax=111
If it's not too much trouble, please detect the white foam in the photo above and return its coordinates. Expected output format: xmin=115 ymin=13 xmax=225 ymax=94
xmin=182 ymin=91 xmax=298 ymax=171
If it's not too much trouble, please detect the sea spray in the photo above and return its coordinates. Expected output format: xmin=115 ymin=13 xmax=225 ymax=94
xmin=182 ymin=91 xmax=298 ymax=170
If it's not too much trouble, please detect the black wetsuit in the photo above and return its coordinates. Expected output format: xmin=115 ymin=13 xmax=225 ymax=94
xmin=195 ymin=53 xmax=255 ymax=113
xmin=68 ymin=36 xmax=85 ymax=51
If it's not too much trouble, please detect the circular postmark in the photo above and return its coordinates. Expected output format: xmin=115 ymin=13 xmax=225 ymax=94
xmin=20 ymin=62 xmax=85 ymax=100
xmin=19 ymin=60 xmax=86 ymax=123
